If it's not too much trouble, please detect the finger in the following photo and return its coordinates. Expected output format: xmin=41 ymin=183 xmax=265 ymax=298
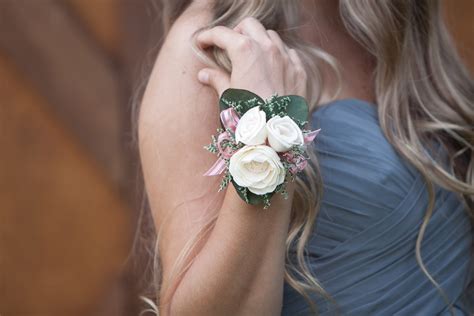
xmin=288 ymin=48 xmax=305 ymax=70
xmin=288 ymin=49 xmax=307 ymax=96
xmin=197 ymin=67 xmax=231 ymax=97
xmin=266 ymin=29 xmax=288 ymax=56
xmin=233 ymin=25 xmax=242 ymax=33
xmin=196 ymin=26 xmax=247 ymax=54
xmin=235 ymin=17 xmax=271 ymax=45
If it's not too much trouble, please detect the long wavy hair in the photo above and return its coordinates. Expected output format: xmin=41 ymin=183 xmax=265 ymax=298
xmin=131 ymin=0 xmax=474 ymax=315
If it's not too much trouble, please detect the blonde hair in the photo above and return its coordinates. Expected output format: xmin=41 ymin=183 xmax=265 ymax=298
xmin=131 ymin=0 xmax=474 ymax=315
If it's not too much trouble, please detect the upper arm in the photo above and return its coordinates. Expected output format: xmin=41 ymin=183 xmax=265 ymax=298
xmin=138 ymin=11 xmax=224 ymax=294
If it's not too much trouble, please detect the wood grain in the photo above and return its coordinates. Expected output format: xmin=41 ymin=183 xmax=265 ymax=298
xmin=0 ymin=0 xmax=126 ymax=186
xmin=66 ymin=0 xmax=121 ymax=56
xmin=0 ymin=53 xmax=131 ymax=316
xmin=443 ymin=0 xmax=474 ymax=71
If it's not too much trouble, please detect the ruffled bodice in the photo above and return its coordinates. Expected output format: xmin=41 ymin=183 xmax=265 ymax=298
xmin=281 ymin=99 xmax=473 ymax=315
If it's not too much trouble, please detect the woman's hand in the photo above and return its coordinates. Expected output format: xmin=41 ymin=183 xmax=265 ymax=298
xmin=196 ymin=17 xmax=308 ymax=100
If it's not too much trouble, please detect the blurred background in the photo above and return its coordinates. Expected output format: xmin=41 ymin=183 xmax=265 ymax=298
xmin=0 ymin=1 xmax=472 ymax=315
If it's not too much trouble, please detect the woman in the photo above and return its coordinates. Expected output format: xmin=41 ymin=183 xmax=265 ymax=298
xmin=135 ymin=0 xmax=474 ymax=314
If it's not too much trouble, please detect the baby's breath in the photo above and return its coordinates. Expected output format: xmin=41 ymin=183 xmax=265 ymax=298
xmin=236 ymin=185 xmax=250 ymax=203
xmin=222 ymin=97 xmax=264 ymax=116
xmin=218 ymin=170 xmax=232 ymax=192
xmin=261 ymin=95 xmax=290 ymax=118
xmin=263 ymin=194 xmax=271 ymax=209
xmin=204 ymin=133 xmax=218 ymax=153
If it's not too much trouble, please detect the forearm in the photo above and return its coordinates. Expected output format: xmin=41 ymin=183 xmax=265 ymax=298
xmin=166 ymin=181 xmax=295 ymax=316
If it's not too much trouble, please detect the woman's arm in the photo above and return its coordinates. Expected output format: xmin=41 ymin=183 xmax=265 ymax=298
xmin=139 ymin=12 xmax=307 ymax=316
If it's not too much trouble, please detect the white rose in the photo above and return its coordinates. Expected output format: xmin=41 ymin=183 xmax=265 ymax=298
xmin=235 ymin=106 xmax=267 ymax=145
xmin=266 ymin=115 xmax=304 ymax=152
xmin=229 ymin=145 xmax=286 ymax=195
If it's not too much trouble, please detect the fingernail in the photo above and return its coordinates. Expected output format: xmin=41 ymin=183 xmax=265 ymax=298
xmin=198 ymin=70 xmax=209 ymax=83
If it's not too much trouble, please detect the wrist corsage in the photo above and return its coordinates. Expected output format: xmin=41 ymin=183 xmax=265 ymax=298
xmin=203 ymin=88 xmax=321 ymax=209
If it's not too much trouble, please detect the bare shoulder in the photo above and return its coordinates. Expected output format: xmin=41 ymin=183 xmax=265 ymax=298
xmin=139 ymin=3 xmax=216 ymax=136
xmin=138 ymin=4 xmax=222 ymax=227
xmin=152 ymin=4 xmax=213 ymax=75
xmin=140 ymin=3 xmax=215 ymax=113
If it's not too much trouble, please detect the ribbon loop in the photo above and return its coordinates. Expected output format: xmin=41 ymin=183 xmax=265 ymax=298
xmin=203 ymin=157 xmax=227 ymax=176
xmin=304 ymin=128 xmax=321 ymax=144
xmin=220 ymin=107 xmax=240 ymax=132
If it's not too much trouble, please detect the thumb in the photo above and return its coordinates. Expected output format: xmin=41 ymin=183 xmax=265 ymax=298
xmin=197 ymin=67 xmax=230 ymax=97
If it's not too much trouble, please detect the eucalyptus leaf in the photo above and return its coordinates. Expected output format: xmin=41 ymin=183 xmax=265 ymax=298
xmin=276 ymin=95 xmax=309 ymax=128
xmin=219 ymin=88 xmax=265 ymax=115
xmin=231 ymin=179 xmax=274 ymax=206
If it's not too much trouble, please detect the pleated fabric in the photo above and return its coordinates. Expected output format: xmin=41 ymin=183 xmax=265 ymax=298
xmin=281 ymin=99 xmax=473 ymax=315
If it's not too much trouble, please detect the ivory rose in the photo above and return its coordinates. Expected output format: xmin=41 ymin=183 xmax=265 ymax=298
xmin=229 ymin=145 xmax=286 ymax=195
xmin=266 ymin=115 xmax=304 ymax=152
xmin=234 ymin=106 xmax=267 ymax=145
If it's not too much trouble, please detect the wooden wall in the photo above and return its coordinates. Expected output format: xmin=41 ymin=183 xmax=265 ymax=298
xmin=0 ymin=1 xmax=162 ymax=315
xmin=443 ymin=0 xmax=474 ymax=71
xmin=0 ymin=1 xmax=472 ymax=316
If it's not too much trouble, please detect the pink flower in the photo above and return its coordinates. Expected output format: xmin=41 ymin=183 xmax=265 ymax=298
xmin=280 ymin=151 xmax=308 ymax=174
xmin=217 ymin=131 xmax=236 ymax=159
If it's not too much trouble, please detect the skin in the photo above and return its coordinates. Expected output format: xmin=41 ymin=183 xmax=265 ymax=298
xmin=138 ymin=0 xmax=375 ymax=315
xmin=299 ymin=0 xmax=376 ymax=103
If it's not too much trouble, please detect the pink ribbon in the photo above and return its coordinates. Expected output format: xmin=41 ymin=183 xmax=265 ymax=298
xmin=220 ymin=107 xmax=240 ymax=132
xmin=203 ymin=156 xmax=227 ymax=176
xmin=204 ymin=108 xmax=241 ymax=176
xmin=217 ymin=131 xmax=235 ymax=159
xmin=281 ymin=128 xmax=322 ymax=175
xmin=281 ymin=151 xmax=309 ymax=175
xmin=304 ymin=128 xmax=321 ymax=144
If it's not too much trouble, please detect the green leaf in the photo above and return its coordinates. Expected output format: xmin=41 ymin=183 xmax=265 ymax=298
xmin=276 ymin=95 xmax=309 ymax=128
xmin=219 ymin=88 xmax=265 ymax=115
xmin=231 ymin=179 xmax=275 ymax=206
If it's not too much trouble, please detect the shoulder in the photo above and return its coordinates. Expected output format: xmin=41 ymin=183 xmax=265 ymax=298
xmin=152 ymin=1 xmax=215 ymax=72
xmin=137 ymin=4 xmax=223 ymax=213
xmin=151 ymin=3 xmax=213 ymax=77
xmin=138 ymin=4 xmax=217 ymax=146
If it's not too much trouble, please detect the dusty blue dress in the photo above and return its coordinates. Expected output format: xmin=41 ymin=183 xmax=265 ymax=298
xmin=281 ymin=99 xmax=473 ymax=315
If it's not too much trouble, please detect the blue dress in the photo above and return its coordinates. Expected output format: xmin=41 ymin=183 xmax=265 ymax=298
xmin=281 ymin=99 xmax=474 ymax=315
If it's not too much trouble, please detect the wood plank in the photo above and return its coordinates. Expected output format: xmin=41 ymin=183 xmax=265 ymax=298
xmin=66 ymin=0 xmax=120 ymax=56
xmin=443 ymin=0 xmax=474 ymax=71
xmin=114 ymin=3 xmax=165 ymax=314
xmin=0 ymin=0 xmax=126 ymax=187
xmin=0 ymin=53 xmax=132 ymax=316
xmin=118 ymin=0 xmax=164 ymax=188
xmin=118 ymin=0 xmax=164 ymax=124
